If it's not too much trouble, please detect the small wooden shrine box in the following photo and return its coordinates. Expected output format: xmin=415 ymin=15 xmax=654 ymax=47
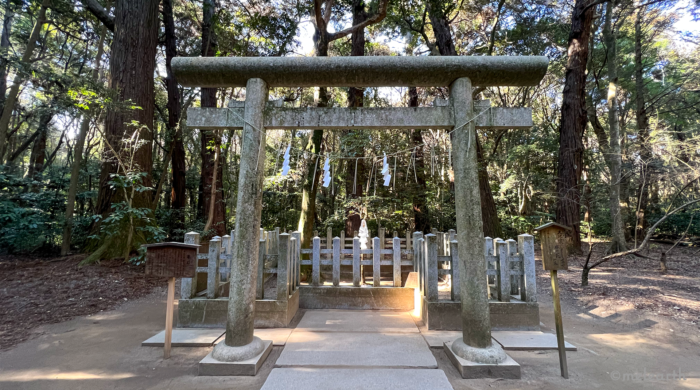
xmin=143 ymin=242 xmax=199 ymax=278
xmin=533 ymin=222 xmax=572 ymax=271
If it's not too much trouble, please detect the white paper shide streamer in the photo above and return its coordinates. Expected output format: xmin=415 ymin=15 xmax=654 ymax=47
xmin=322 ymin=157 xmax=331 ymax=188
xmin=280 ymin=144 xmax=291 ymax=176
xmin=381 ymin=153 xmax=391 ymax=186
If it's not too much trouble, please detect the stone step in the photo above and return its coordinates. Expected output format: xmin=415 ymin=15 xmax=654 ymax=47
xmin=296 ymin=310 xmax=418 ymax=333
xmin=262 ymin=368 xmax=453 ymax=390
xmin=275 ymin=331 xmax=436 ymax=369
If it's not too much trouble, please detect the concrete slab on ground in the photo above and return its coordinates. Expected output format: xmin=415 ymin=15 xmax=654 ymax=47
xmin=492 ymin=331 xmax=577 ymax=351
xmin=443 ymin=340 xmax=521 ymax=379
xmin=275 ymin=331 xmax=437 ymax=368
xmin=295 ymin=310 xmax=418 ymax=333
xmin=213 ymin=329 xmax=293 ymax=346
xmin=199 ymin=340 xmax=273 ymax=376
xmin=420 ymin=330 xmax=462 ymax=348
xmin=141 ymin=328 xmax=224 ymax=347
xmin=261 ymin=368 xmax=453 ymax=390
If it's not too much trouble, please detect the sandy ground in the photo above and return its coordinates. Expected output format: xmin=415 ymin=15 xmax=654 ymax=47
xmin=0 ymin=283 xmax=698 ymax=390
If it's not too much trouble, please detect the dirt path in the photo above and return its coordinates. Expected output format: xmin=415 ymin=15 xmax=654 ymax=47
xmin=0 ymin=285 xmax=697 ymax=389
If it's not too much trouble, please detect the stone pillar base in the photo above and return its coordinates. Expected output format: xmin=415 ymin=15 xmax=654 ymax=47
xmin=199 ymin=338 xmax=273 ymax=376
xmin=443 ymin=340 xmax=521 ymax=379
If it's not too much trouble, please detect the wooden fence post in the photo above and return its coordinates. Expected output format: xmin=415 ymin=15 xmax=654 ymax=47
xmin=426 ymin=234 xmax=438 ymax=301
xmin=353 ymin=237 xmax=361 ymax=287
xmin=496 ymin=238 xmax=510 ymax=302
xmin=207 ymin=236 xmax=221 ymax=299
xmin=181 ymin=232 xmax=200 ymax=299
xmin=333 ymin=237 xmax=341 ymax=286
xmin=393 ymin=236 xmax=401 ymax=287
xmin=277 ymin=233 xmax=290 ymax=302
xmin=518 ymin=234 xmax=536 ymax=302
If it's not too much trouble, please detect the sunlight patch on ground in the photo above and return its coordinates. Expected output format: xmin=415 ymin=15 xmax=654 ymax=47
xmin=0 ymin=369 xmax=135 ymax=382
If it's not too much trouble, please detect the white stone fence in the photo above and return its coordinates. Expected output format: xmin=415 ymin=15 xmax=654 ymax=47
xmin=179 ymin=229 xmax=301 ymax=301
xmin=415 ymin=232 xmax=537 ymax=303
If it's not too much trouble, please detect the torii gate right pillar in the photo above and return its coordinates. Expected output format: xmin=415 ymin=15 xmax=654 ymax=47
xmin=448 ymin=78 xmax=516 ymax=377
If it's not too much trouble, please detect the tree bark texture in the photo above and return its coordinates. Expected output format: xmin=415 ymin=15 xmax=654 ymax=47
xmin=603 ymin=0 xmax=627 ymax=253
xmin=163 ymin=0 xmax=186 ymax=235
xmin=0 ymin=1 xmax=15 ymax=118
xmin=198 ymin=0 xmax=225 ymax=236
xmin=409 ymin=87 xmax=430 ymax=233
xmin=94 ymin=0 xmax=159 ymax=216
xmin=0 ymin=0 xmax=50 ymax=162
xmin=555 ymin=0 xmax=595 ymax=254
xmin=428 ymin=1 xmax=502 ymax=237
xmin=634 ymin=6 xmax=651 ymax=242
xmin=62 ymin=23 xmax=107 ymax=255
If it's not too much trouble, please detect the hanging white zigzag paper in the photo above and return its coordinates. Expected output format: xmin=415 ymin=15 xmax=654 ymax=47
xmin=322 ymin=157 xmax=331 ymax=187
xmin=281 ymin=144 xmax=291 ymax=176
xmin=382 ymin=153 xmax=391 ymax=186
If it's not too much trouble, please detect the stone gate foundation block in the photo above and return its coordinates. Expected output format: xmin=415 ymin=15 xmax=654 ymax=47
xmin=444 ymin=340 xmax=521 ymax=379
xmin=199 ymin=339 xmax=273 ymax=376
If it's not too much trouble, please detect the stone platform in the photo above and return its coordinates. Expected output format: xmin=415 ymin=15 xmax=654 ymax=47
xmin=261 ymin=368 xmax=453 ymax=390
xmin=275 ymin=331 xmax=437 ymax=369
xmin=296 ymin=310 xmax=418 ymax=333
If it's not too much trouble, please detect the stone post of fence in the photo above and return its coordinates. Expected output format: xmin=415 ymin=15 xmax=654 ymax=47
xmin=181 ymin=232 xmax=200 ymax=299
xmin=333 ymin=237 xmax=341 ymax=286
xmin=353 ymin=237 xmax=361 ymax=287
xmin=450 ymin=240 xmax=460 ymax=301
xmin=312 ymin=236 xmax=321 ymax=286
xmin=256 ymin=238 xmax=265 ymax=299
xmin=207 ymin=236 xmax=221 ymax=299
xmin=393 ymin=236 xmax=401 ymax=287
xmin=292 ymin=231 xmax=301 ymax=290
xmin=518 ymin=234 xmax=536 ymax=302
xmin=373 ymin=237 xmax=381 ymax=287
xmin=426 ymin=234 xmax=438 ymax=301
xmin=495 ymin=239 xmax=510 ymax=302
xmin=277 ymin=233 xmax=290 ymax=302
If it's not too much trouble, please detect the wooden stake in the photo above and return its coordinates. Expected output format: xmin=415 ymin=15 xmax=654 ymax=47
xmin=550 ymin=270 xmax=568 ymax=378
xmin=164 ymin=277 xmax=175 ymax=359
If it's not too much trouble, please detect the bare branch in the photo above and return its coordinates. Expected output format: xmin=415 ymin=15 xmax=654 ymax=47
xmin=328 ymin=0 xmax=389 ymax=42
xmin=81 ymin=0 xmax=114 ymax=32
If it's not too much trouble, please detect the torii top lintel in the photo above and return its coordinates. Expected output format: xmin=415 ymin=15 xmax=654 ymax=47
xmin=171 ymin=56 xmax=549 ymax=88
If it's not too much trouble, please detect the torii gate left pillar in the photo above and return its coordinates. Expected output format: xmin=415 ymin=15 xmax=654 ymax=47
xmin=206 ymin=78 xmax=274 ymax=375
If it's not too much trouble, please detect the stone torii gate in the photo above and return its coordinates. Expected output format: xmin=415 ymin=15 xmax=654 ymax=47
xmin=172 ymin=56 xmax=548 ymax=376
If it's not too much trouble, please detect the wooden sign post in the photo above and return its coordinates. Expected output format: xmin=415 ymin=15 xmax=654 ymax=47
xmin=534 ymin=222 xmax=572 ymax=379
xmin=143 ymin=242 xmax=199 ymax=359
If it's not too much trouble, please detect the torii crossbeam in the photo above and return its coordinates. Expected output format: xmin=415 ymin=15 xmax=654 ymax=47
xmin=172 ymin=55 xmax=549 ymax=378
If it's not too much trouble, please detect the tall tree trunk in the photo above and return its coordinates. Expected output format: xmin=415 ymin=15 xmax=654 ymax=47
xmin=0 ymin=0 xmax=50 ymax=162
xmin=27 ymin=107 xmax=54 ymax=182
xmin=163 ymin=0 xmax=186 ymax=237
xmin=634 ymin=6 xmax=651 ymax=245
xmin=603 ymin=0 xmax=627 ymax=253
xmin=555 ymin=0 xmax=595 ymax=254
xmin=0 ymin=0 xmax=15 ymax=117
xmin=344 ymin=0 xmax=368 ymax=236
xmin=61 ymin=22 xmax=107 ymax=255
xmin=198 ymin=0 xmax=225 ymax=237
xmin=93 ymin=0 xmax=159 ymax=250
xmin=409 ymin=87 xmax=430 ymax=232
xmin=428 ymin=1 xmax=501 ymax=237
